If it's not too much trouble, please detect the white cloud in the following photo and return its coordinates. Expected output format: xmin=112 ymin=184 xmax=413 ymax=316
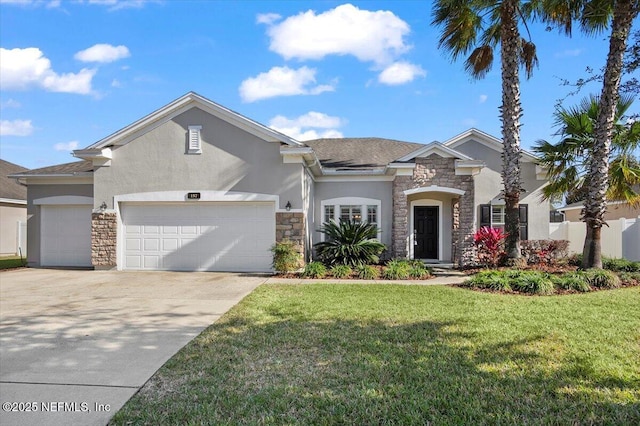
xmin=111 ymin=79 xmax=122 ymax=88
xmin=86 ymin=0 xmax=157 ymax=11
xmin=555 ymin=48 xmax=584 ymax=58
xmin=378 ymin=61 xmax=426 ymax=85
xmin=0 ymin=99 xmax=22 ymax=109
xmin=0 ymin=47 xmax=96 ymax=95
xmin=269 ymin=111 xmax=345 ymax=141
xmin=479 ymin=94 xmax=488 ymax=103
xmin=263 ymin=3 xmax=411 ymax=66
xmin=256 ymin=13 xmax=281 ymax=25
xmin=74 ymin=44 xmax=130 ymax=63
xmin=54 ymin=140 xmax=79 ymax=151
xmin=0 ymin=119 xmax=33 ymax=136
xmin=239 ymin=66 xmax=335 ymax=103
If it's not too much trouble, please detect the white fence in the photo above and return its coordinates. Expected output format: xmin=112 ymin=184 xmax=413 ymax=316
xmin=550 ymin=217 xmax=640 ymax=261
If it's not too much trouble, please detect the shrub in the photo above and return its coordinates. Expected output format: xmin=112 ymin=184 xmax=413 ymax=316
xmin=382 ymin=259 xmax=412 ymax=280
xmin=583 ymin=269 xmax=621 ymax=289
xmin=330 ymin=265 xmax=352 ymax=279
xmin=602 ymin=258 xmax=640 ymax=272
xmin=464 ymin=270 xmax=512 ymax=291
xmin=473 ymin=227 xmax=506 ymax=267
xmin=302 ymin=262 xmax=327 ymax=279
xmin=618 ymin=271 xmax=640 ymax=285
xmin=356 ymin=264 xmax=380 ymax=280
xmin=521 ymin=240 xmax=569 ymax=265
xmin=510 ymin=271 xmax=555 ymax=295
xmin=270 ymin=240 xmax=302 ymax=273
xmin=314 ymin=220 xmax=386 ymax=267
xmin=551 ymin=272 xmax=591 ymax=292
xmin=409 ymin=262 xmax=431 ymax=279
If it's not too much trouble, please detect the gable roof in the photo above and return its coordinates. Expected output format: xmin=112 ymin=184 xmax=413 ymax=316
xmin=82 ymin=92 xmax=302 ymax=152
xmin=9 ymin=160 xmax=93 ymax=177
xmin=395 ymin=141 xmax=474 ymax=162
xmin=1 ymin=159 xmax=28 ymax=200
xmin=443 ymin=128 xmax=539 ymax=162
xmin=304 ymin=137 xmax=424 ymax=169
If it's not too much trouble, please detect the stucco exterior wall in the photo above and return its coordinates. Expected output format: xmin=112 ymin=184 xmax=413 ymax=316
xmin=25 ymin=184 xmax=93 ymax=266
xmin=313 ymin=180 xmax=393 ymax=251
xmin=0 ymin=204 xmax=26 ymax=256
xmin=452 ymin=139 xmax=550 ymax=240
xmin=94 ymin=107 xmax=303 ymax=210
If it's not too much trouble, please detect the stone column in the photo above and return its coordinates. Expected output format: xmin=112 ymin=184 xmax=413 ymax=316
xmin=91 ymin=212 xmax=117 ymax=270
xmin=275 ymin=212 xmax=306 ymax=260
xmin=392 ymin=176 xmax=411 ymax=258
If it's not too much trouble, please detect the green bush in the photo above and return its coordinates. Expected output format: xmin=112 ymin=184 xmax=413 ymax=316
xmin=330 ymin=264 xmax=352 ymax=279
xmin=618 ymin=271 xmax=640 ymax=285
xmin=302 ymin=262 xmax=327 ymax=279
xmin=356 ymin=264 xmax=380 ymax=280
xmin=510 ymin=271 xmax=555 ymax=295
xmin=270 ymin=240 xmax=302 ymax=273
xmin=314 ymin=220 xmax=386 ymax=267
xmin=464 ymin=270 xmax=512 ymax=291
xmin=409 ymin=262 xmax=431 ymax=279
xmin=551 ymin=272 xmax=591 ymax=293
xmin=583 ymin=269 xmax=621 ymax=289
xmin=382 ymin=259 xmax=412 ymax=280
xmin=602 ymin=258 xmax=640 ymax=272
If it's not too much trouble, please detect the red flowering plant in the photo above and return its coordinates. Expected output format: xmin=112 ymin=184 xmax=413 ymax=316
xmin=473 ymin=227 xmax=507 ymax=268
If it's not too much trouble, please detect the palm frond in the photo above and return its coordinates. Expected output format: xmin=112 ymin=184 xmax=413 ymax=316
xmin=465 ymin=45 xmax=494 ymax=78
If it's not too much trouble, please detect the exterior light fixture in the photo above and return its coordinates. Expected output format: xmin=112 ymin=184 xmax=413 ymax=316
xmin=100 ymin=201 xmax=107 ymax=212
xmin=285 ymin=201 xmax=291 ymax=211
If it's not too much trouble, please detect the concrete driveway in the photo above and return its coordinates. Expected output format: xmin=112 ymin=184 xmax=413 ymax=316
xmin=0 ymin=268 xmax=266 ymax=426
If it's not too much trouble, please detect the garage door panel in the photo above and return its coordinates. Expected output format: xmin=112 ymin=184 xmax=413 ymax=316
xmin=122 ymin=202 xmax=275 ymax=272
xmin=41 ymin=205 xmax=92 ymax=267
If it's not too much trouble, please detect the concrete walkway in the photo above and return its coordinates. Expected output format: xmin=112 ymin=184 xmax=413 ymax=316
xmin=0 ymin=269 xmax=265 ymax=426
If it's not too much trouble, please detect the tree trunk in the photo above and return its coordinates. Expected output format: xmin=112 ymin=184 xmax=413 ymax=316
xmin=500 ymin=0 xmax=523 ymax=260
xmin=582 ymin=0 xmax=638 ymax=268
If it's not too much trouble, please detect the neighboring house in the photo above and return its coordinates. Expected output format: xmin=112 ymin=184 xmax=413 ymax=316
xmin=1 ymin=159 xmax=28 ymax=256
xmin=557 ymin=201 xmax=640 ymax=222
xmin=10 ymin=92 xmax=550 ymax=271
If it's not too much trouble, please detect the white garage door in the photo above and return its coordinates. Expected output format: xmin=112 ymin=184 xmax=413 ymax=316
xmin=122 ymin=202 xmax=275 ymax=272
xmin=41 ymin=205 xmax=92 ymax=267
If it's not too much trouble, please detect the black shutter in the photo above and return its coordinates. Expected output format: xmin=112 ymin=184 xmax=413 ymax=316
xmin=519 ymin=204 xmax=528 ymax=240
xmin=480 ymin=204 xmax=491 ymax=229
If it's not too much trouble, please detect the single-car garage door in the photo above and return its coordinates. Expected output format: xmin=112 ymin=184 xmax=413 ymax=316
xmin=41 ymin=205 xmax=92 ymax=267
xmin=122 ymin=202 xmax=275 ymax=272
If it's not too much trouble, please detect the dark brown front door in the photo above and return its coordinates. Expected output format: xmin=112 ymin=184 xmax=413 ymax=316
xmin=414 ymin=206 xmax=438 ymax=259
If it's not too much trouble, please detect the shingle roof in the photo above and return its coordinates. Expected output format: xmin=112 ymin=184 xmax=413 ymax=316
xmin=304 ymin=137 xmax=424 ymax=169
xmin=10 ymin=160 xmax=94 ymax=176
xmin=0 ymin=159 xmax=28 ymax=200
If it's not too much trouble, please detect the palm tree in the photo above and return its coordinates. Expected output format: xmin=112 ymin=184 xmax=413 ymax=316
xmin=534 ymin=94 xmax=640 ymax=209
xmin=432 ymin=0 xmax=569 ymax=262
xmin=580 ymin=0 xmax=639 ymax=268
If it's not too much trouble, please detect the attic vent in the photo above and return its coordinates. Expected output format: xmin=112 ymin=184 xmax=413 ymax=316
xmin=188 ymin=125 xmax=202 ymax=154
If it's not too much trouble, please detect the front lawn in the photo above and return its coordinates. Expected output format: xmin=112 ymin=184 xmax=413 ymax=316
xmin=111 ymin=285 xmax=640 ymax=425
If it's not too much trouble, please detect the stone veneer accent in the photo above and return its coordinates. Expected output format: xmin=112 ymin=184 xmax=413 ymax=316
xmin=91 ymin=212 xmax=117 ymax=268
xmin=392 ymin=155 xmax=475 ymax=266
xmin=275 ymin=212 xmax=306 ymax=258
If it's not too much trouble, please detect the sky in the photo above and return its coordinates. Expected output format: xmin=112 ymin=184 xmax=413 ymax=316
xmin=1 ymin=0 xmax=637 ymax=170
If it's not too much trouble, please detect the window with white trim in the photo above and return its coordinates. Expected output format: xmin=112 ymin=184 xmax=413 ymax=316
xmin=491 ymin=205 xmax=505 ymax=225
xmin=479 ymin=204 xmax=528 ymax=239
xmin=187 ymin=125 xmax=202 ymax=154
xmin=321 ymin=197 xmax=381 ymax=231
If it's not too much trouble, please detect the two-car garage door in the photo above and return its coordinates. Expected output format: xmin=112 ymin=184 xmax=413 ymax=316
xmin=121 ymin=202 xmax=275 ymax=272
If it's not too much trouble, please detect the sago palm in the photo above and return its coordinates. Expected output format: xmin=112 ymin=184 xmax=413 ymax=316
xmin=432 ymin=0 xmax=572 ymax=262
xmin=314 ymin=220 xmax=386 ymax=267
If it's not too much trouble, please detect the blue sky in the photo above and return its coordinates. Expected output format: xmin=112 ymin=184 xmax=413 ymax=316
xmin=1 ymin=0 xmax=636 ymax=169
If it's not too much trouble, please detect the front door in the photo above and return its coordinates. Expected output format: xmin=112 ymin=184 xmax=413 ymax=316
xmin=414 ymin=206 xmax=438 ymax=259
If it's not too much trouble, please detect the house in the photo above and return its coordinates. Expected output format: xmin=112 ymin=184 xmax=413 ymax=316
xmin=557 ymin=200 xmax=639 ymax=222
xmin=10 ymin=92 xmax=550 ymax=271
xmin=1 ymin=159 xmax=28 ymax=257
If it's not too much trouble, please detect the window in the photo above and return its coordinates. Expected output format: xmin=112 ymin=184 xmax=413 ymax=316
xmin=321 ymin=198 xmax=381 ymax=238
xmin=187 ymin=125 xmax=202 ymax=154
xmin=480 ymin=204 xmax=528 ymax=239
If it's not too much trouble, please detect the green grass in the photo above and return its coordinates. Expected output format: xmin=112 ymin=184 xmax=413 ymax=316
xmin=0 ymin=256 xmax=26 ymax=270
xmin=111 ymin=285 xmax=640 ymax=425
